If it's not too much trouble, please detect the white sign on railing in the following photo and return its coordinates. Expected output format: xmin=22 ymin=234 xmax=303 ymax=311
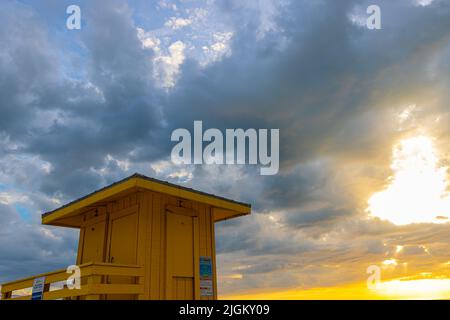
xmin=31 ymin=276 xmax=46 ymax=300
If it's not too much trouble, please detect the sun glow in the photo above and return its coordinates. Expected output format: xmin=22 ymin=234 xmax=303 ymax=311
xmin=221 ymin=277 xmax=450 ymax=300
xmin=382 ymin=259 xmax=398 ymax=266
xmin=373 ymin=278 xmax=450 ymax=300
xmin=368 ymin=136 xmax=450 ymax=225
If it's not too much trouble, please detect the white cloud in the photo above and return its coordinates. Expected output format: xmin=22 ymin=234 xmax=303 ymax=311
xmin=164 ymin=17 xmax=193 ymax=30
xmin=137 ymin=27 xmax=161 ymax=50
xmin=0 ymin=191 xmax=28 ymax=205
xmin=150 ymin=159 xmax=194 ymax=182
xmin=158 ymin=0 xmax=178 ymax=11
xmin=348 ymin=4 xmax=369 ymax=28
xmin=414 ymin=0 xmax=434 ymax=7
xmin=201 ymin=32 xmax=233 ymax=66
xmin=137 ymin=27 xmax=186 ymax=88
xmin=153 ymin=40 xmax=186 ymax=88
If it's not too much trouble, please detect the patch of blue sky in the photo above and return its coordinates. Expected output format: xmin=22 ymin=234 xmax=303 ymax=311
xmin=14 ymin=204 xmax=32 ymax=221
xmin=16 ymin=0 xmax=88 ymax=81
xmin=129 ymin=0 xmax=168 ymax=30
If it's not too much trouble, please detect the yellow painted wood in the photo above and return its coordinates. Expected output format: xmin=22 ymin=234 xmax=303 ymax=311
xmin=166 ymin=204 xmax=197 ymax=217
xmin=137 ymin=192 xmax=148 ymax=300
xmin=42 ymin=178 xmax=137 ymax=225
xmin=80 ymin=220 xmax=106 ymax=263
xmin=85 ymin=275 xmax=101 ymax=300
xmin=160 ymin=194 xmax=170 ymax=299
xmin=172 ymin=277 xmax=194 ymax=300
xmin=1 ymin=263 xmax=144 ymax=300
xmin=88 ymin=284 xmax=144 ymax=295
xmin=166 ymin=211 xmax=198 ymax=300
xmin=193 ymin=216 xmax=200 ymax=300
xmin=212 ymin=207 xmax=249 ymax=222
xmin=143 ymin=191 xmax=153 ymax=299
xmin=106 ymin=204 xmax=139 ymax=300
xmin=76 ymin=228 xmax=84 ymax=266
xmin=51 ymin=215 xmax=84 ymax=228
xmin=165 ymin=211 xmax=174 ymax=300
xmin=90 ymin=265 xmax=143 ymax=277
xmin=42 ymin=176 xmax=250 ymax=226
xmin=107 ymin=205 xmax=139 ymax=267
xmin=171 ymin=214 xmax=194 ymax=277
xmin=210 ymin=216 xmax=218 ymax=300
xmin=150 ymin=192 xmax=162 ymax=299
xmin=136 ymin=178 xmax=250 ymax=219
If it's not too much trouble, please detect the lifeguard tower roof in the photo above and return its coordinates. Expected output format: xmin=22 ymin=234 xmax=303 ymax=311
xmin=42 ymin=173 xmax=251 ymax=227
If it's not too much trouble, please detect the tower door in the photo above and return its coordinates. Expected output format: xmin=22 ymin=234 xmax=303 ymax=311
xmin=106 ymin=205 xmax=139 ymax=300
xmin=79 ymin=210 xmax=107 ymax=264
xmin=166 ymin=212 xmax=199 ymax=300
xmin=80 ymin=221 xmax=106 ymax=264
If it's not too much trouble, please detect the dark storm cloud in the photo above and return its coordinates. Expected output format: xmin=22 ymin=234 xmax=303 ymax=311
xmin=283 ymin=207 xmax=349 ymax=228
xmin=8 ymin=0 xmax=167 ymax=200
xmin=215 ymin=214 xmax=316 ymax=256
xmin=0 ymin=203 xmax=78 ymax=283
xmin=0 ymin=203 xmax=17 ymax=225
xmin=0 ymin=1 xmax=59 ymax=138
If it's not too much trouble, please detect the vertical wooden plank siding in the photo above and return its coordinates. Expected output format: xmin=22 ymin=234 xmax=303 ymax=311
xmin=165 ymin=208 xmax=173 ymax=300
xmin=210 ymin=215 xmax=218 ymax=299
xmin=76 ymin=228 xmax=85 ymax=266
xmin=137 ymin=192 xmax=148 ymax=300
xmin=143 ymin=191 xmax=153 ymax=299
xmin=73 ymin=189 xmax=219 ymax=300
xmin=193 ymin=216 xmax=200 ymax=300
xmin=150 ymin=192 xmax=161 ymax=299
xmin=159 ymin=194 xmax=167 ymax=299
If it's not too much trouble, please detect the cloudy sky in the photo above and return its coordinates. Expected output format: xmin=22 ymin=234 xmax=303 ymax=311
xmin=1 ymin=0 xmax=450 ymax=299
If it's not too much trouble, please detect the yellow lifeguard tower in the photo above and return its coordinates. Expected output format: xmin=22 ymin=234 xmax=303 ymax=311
xmin=0 ymin=174 xmax=251 ymax=300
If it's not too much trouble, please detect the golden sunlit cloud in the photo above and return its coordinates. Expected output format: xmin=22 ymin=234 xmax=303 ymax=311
xmin=222 ymin=274 xmax=244 ymax=280
xmin=395 ymin=245 xmax=404 ymax=254
xmin=368 ymin=136 xmax=450 ymax=225
xmin=382 ymin=259 xmax=398 ymax=266
xmin=221 ymin=277 xmax=450 ymax=300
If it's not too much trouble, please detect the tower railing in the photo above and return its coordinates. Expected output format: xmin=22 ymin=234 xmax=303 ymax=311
xmin=0 ymin=262 xmax=144 ymax=300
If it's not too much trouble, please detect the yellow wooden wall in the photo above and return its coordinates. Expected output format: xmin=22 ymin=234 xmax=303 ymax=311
xmin=138 ymin=190 xmax=217 ymax=300
xmin=75 ymin=190 xmax=217 ymax=300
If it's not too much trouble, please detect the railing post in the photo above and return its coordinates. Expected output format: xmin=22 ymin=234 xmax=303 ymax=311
xmin=43 ymin=283 xmax=51 ymax=300
xmin=138 ymin=275 xmax=145 ymax=300
xmin=85 ymin=275 xmax=102 ymax=300
xmin=1 ymin=291 xmax=11 ymax=300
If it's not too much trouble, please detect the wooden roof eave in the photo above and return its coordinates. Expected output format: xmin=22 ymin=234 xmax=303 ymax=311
xmin=42 ymin=176 xmax=251 ymax=227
